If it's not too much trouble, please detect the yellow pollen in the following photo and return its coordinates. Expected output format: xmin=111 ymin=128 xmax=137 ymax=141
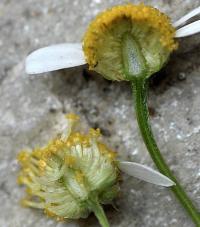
xmin=98 ymin=143 xmax=109 ymax=154
xmin=66 ymin=140 xmax=73 ymax=148
xmin=107 ymin=151 xmax=117 ymax=161
xmin=17 ymin=176 xmax=25 ymax=185
xmin=26 ymin=188 xmax=33 ymax=195
xmin=72 ymin=137 xmax=80 ymax=144
xmin=17 ymin=151 xmax=30 ymax=164
xmin=98 ymin=143 xmax=118 ymax=160
xmin=38 ymin=160 xmax=47 ymax=171
xmin=44 ymin=208 xmax=56 ymax=217
xmin=32 ymin=149 xmax=42 ymax=158
xmin=24 ymin=167 xmax=32 ymax=174
xmin=65 ymin=113 xmax=80 ymax=122
xmin=82 ymin=138 xmax=90 ymax=147
xmin=67 ymin=132 xmax=91 ymax=147
xmin=41 ymin=149 xmax=51 ymax=160
xmin=65 ymin=155 xmax=76 ymax=167
xmin=75 ymin=170 xmax=85 ymax=184
xmin=71 ymin=132 xmax=82 ymax=143
xmin=89 ymin=128 xmax=101 ymax=138
xmin=49 ymin=145 xmax=58 ymax=153
xmin=55 ymin=139 xmax=64 ymax=148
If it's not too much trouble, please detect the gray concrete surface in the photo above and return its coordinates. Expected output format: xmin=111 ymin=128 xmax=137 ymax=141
xmin=0 ymin=0 xmax=200 ymax=226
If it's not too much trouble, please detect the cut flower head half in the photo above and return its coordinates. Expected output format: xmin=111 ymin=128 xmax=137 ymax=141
xmin=17 ymin=114 xmax=174 ymax=227
xmin=26 ymin=4 xmax=200 ymax=80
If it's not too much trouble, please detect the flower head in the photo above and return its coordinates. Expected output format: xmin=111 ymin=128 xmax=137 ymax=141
xmin=17 ymin=114 xmax=174 ymax=226
xmin=25 ymin=4 xmax=200 ymax=78
xmin=83 ymin=3 xmax=177 ymax=80
xmin=18 ymin=114 xmax=119 ymax=221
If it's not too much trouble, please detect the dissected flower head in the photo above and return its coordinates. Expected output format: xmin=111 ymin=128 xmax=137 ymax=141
xmin=25 ymin=4 xmax=200 ymax=77
xmin=83 ymin=3 xmax=177 ymax=81
xmin=18 ymin=114 xmax=119 ymax=221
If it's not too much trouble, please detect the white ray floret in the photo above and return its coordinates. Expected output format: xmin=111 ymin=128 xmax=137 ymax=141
xmin=119 ymin=161 xmax=175 ymax=187
xmin=173 ymin=6 xmax=200 ymax=27
xmin=25 ymin=43 xmax=86 ymax=74
xmin=175 ymin=20 xmax=200 ymax=37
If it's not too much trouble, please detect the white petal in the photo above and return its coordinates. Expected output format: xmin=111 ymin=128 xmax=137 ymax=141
xmin=175 ymin=20 xmax=200 ymax=37
xmin=26 ymin=43 xmax=86 ymax=74
xmin=119 ymin=161 xmax=175 ymax=187
xmin=173 ymin=6 xmax=200 ymax=27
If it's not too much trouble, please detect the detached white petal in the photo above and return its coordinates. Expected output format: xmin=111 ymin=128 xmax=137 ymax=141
xmin=119 ymin=161 xmax=175 ymax=187
xmin=173 ymin=6 xmax=200 ymax=27
xmin=175 ymin=20 xmax=200 ymax=37
xmin=26 ymin=43 xmax=86 ymax=74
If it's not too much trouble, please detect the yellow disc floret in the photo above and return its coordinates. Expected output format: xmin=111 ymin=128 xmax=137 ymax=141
xmin=83 ymin=3 xmax=178 ymax=81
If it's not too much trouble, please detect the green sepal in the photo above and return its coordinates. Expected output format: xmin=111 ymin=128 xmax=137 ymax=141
xmin=122 ymin=33 xmax=147 ymax=80
xmin=87 ymin=194 xmax=110 ymax=227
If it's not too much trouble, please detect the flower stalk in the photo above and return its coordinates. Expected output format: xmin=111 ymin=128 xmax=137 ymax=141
xmin=119 ymin=30 xmax=200 ymax=225
xmin=87 ymin=195 xmax=110 ymax=227
xmin=131 ymin=77 xmax=200 ymax=226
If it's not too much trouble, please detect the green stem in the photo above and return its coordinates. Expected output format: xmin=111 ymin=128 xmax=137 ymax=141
xmin=131 ymin=78 xmax=200 ymax=226
xmin=88 ymin=197 xmax=110 ymax=227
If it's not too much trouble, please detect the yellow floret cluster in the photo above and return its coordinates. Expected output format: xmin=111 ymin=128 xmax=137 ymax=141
xmin=17 ymin=114 xmax=119 ymax=221
xmin=83 ymin=3 xmax=178 ymax=69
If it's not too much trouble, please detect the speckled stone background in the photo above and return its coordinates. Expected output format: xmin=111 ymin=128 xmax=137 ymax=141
xmin=0 ymin=0 xmax=200 ymax=227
